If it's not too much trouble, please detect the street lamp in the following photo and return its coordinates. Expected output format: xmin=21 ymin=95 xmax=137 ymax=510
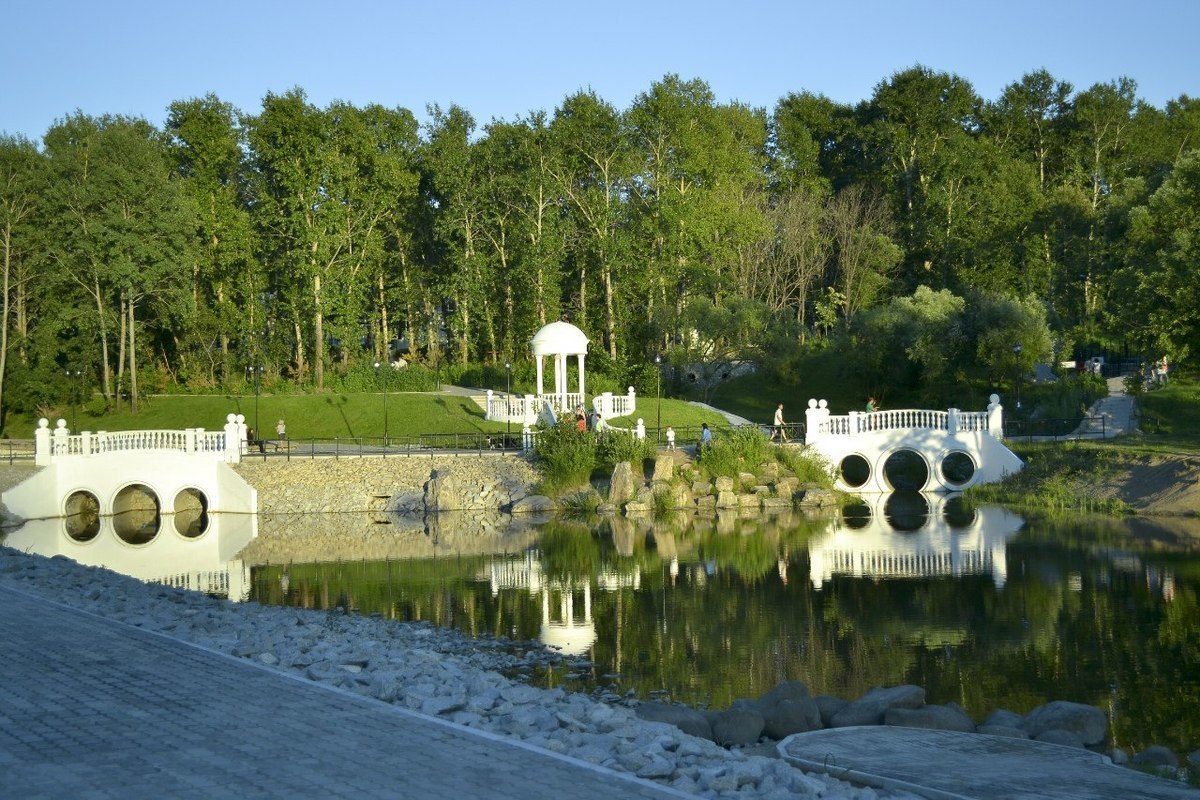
xmin=245 ymin=365 xmax=261 ymax=440
xmin=655 ymin=355 xmax=662 ymax=437
xmin=505 ymin=362 xmax=512 ymax=444
xmin=1011 ymin=344 xmax=1023 ymax=410
xmin=374 ymin=361 xmax=389 ymax=446
xmin=65 ymin=368 xmax=81 ymax=431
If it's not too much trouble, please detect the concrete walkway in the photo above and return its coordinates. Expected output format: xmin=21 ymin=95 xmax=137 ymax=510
xmin=779 ymin=727 xmax=1199 ymax=800
xmin=0 ymin=586 xmax=692 ymax=800
xmin=1074 ymin=376 xmax=1138 ymax=438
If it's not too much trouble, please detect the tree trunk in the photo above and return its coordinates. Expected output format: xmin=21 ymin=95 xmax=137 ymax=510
xmin=94 ymin=275 xmax=112 ymax=404
xmin=313 ymin=273 xmax=324 ymax=391
xmin=128 ymin=300 xmax=139 ymax=415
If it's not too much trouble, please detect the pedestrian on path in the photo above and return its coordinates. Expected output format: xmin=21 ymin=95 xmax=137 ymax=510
xmin=666 ymin=425 xmax=675 ymax=449
xmin=771 ymin=403 xmax=787 ymax=443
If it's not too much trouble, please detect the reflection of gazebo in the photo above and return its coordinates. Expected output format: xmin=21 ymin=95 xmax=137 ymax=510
xmin=539 ymin=584 xmax=596 ymax=656
xmin=531 ymin=320 xmax=589 ymax=413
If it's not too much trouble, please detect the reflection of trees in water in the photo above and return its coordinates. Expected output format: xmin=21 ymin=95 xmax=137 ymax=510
xmin=245 ymin=510 xmax=1200 ymax=754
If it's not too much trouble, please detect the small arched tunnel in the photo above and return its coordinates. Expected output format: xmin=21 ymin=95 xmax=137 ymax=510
xmin=113 ymin=483 xmax=162 ymax=545
xmin=64 ymin=490 xmax=101 ymax=542
xmin=173 ymin=487 xmax=210 ymax=538
xmin=883 ymin=449 xmax=929 ymax=491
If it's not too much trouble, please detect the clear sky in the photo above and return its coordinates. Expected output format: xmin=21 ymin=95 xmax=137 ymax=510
xmin=3 ymin=0 xmax=1197 ymax=142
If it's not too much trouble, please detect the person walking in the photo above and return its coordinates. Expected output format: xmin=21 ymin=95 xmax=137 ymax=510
xmin=700 ymin=422 xmax=712 ymax=450
xmin=665 ymin=425 xmax=676 ymax=450
xmin=771 ymin=403 xmax=787 ymax=443
xmin=275 ymin=419 xmax=286 ymax=440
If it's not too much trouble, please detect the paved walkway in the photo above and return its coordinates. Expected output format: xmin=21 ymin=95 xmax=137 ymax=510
xmin=0 ymin=586 xmax=692 ymax=800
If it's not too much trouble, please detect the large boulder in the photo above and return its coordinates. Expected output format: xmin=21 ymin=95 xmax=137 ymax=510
xmin=831 ymin=685 xmax=925 ymax=728
xmin=510 ymin=495 xmax=556 ymax=513
xmin=813 ymin=694 xmax=848 ymax=727
xmin=1020 ymin=701 xmax=1107 ymax=746
xmin=424 ymin=468 xmax=461 ymax=511
xmin=760 ymin=697 xmax=823 ymax=740
xmin=709 ymin=707 xmax=765 ymax=746
xmin=651 ymin=454 xmax=675 ymax=482
xmin=885 ymin=703 xmax=975 ymax=733
xmin=634 ymin=702 xmax=713 ymax=741
xmin=1132 ymin=745 xmax=1179 ymax=769
xmin=609 ymin=461 xmax=638 ymax=505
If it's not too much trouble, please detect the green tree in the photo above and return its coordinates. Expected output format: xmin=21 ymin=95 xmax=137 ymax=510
xmin=165 ymin=94 xmax=257 ymax=387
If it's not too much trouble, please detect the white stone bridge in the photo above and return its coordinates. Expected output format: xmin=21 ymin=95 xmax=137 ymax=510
xmin=2 ymin=415 xmax=257 ymax=522
xmin=803 ymin=394 xmax=1023 ymax=494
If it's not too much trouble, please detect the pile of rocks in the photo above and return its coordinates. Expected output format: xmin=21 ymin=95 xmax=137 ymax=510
xmin=637 ymin=680 xmax=1199 ymax=779
xmin=0 ymin=546 xmax=910 ymax=800
xmin=591 ymin=454 xmax=840 ymax=515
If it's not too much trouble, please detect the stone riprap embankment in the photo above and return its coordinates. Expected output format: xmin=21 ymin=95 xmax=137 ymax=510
xmin=0 ymin=547 xmax=912 ymax=800
xmin=233 ymin=454 xmax=543 ymax=514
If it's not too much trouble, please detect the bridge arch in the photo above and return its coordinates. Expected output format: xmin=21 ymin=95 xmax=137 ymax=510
xmin=881 ymin=448 xmax=930 ymax=492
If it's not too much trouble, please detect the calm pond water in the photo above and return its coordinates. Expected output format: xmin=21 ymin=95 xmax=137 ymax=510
xmin=7 ymin=494 xmax=1199 ymax=755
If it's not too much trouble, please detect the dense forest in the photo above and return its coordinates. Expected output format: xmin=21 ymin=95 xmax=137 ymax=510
xmin=1 ymin=67 xmax=1198 ymax=422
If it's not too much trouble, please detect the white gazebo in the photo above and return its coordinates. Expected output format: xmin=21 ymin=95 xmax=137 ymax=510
xmin=483 ymin=320 xmax=637 ymax=426
xmin=531 ymin=320 xmax=589 ymax=413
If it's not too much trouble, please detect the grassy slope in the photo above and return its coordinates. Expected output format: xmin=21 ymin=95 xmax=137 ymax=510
xmin=4 ymin=391 xmax=735 ymax=440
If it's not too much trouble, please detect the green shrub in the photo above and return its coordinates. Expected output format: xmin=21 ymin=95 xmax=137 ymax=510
xmin=532 ymin=419 xmax=597 ymax=489
xmin=698 ymin=425 xmax=772 ymax=479
xmin=777 ymin=446 xmax=836 ymax=487
xmin=596 ymin=429 xmax=656 ymax=470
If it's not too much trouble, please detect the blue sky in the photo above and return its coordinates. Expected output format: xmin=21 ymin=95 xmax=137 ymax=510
xmin=3 ymin=0 xmax=1197 ymax=141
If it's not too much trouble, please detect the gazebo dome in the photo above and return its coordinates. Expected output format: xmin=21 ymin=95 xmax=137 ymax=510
xmin=531 ymin=321 xmax=589 ymax=356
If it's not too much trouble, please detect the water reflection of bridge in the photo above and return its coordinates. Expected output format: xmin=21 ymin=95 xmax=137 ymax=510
xmin=482 ymin=552 xmax=641 ymax=656
xmin=1 ymin=513 xmax=257 ymax=600
xmin=807 ymin=493 xmax=1024 ymax=589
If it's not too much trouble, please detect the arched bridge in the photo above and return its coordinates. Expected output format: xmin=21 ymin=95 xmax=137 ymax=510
xmin=2 ymin=415 xmax=257 ymax=522
xmin=803 ymin=394 xmax=1023 ymax=494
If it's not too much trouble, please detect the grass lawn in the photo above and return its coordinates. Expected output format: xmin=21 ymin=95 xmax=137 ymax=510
xmin=3 ymin=390 xmax=736 ymax=441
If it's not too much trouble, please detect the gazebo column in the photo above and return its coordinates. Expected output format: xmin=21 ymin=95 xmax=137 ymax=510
xmin=536 ymin=356 xmax=545 ymax=399
xmin=577 ymin=354 xmax=586 ymax=401
xmin=558 ymin=353 xmax=568 ymax=409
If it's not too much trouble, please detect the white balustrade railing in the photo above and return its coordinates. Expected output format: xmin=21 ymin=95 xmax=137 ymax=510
xmin=36 ymin=414 xmax=248 ymax=465
xmin=487 ymin=388 xmax=637 ymax=424
xmin=806 ymin=396 xmax=1002 ymax=443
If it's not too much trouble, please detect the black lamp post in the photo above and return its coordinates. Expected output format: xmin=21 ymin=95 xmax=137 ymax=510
xmin=505 ymin=361 xmax=512 ymax=444
xmin=374 ymin=361 xmax=389 ymax=446
xmin=1011 ymin=344 xmax=1023 ymax=410
xmin=246 ymin=365 xmax=261 ymax=439
xmin=655 ymin=355 xmax=662 ymax=437
xmin=65 ymin=368 xmax=81 ymax=430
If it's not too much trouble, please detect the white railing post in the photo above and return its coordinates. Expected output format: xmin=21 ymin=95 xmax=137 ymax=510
xmin=522 ymin=423 xmax=533 ymax=453
xmin=986 ymin=393 xmax=1003 ymax=437
xmin=849 ymin=411 xmax=862 ymax=437
xmin=224 ymin=413 xmax=242 ymax=463
xmin=523 ymin=394 xmax=537 ymax=425
xmin=34 ymin=418 xmax=52 ymax=465
xmin=52 ymin=419 xmax=69 ymax=457
xmin=485 ymin=389 xmax=495 ymax=420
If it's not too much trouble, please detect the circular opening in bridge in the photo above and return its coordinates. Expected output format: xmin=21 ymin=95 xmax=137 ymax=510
xmin=838 ymin=454 xmax=871 ymax=488
xmin=112 ymin=483 xmax=161 ymax=545
xmin=939 ymin=451 xmax=976 ymax=488
xmin=841 ymin=500 xmax=872 ymax=529
xmin=882 ymin=449 xmax=929 ymax=491
xmin=64 ymin=490 xmax=101 ymax=542
xmin=942 ymin=495 xmax=977 ymax=528
xmin=884 ymin=491 xmax=930 ymax=531
xmin=172 ymin=489 xmax=210 ymax=538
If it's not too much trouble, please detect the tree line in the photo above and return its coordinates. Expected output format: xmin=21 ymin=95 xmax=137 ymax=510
xmin=1 ymin=67 xmax=1197 ymax=423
